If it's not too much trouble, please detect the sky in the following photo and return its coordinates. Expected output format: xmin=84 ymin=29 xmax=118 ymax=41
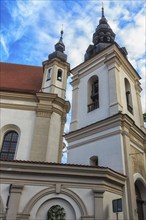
xmin=0 ymin=0 xmax=146 ymax=134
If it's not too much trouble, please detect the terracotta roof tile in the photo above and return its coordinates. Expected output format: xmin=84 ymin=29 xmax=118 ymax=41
xmin=0 ymin=62 xmax=43 ymax=93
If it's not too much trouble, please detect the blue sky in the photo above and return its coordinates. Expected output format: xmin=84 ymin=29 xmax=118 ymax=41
xmin=0 ymin=0 xmax=146 ymax=132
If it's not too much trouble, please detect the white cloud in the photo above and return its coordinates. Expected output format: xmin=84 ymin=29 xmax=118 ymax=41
xmin=1 ymin=0 xmax=145 ymax=114
xmin=0 ymin=35 xmax=9 ymax=58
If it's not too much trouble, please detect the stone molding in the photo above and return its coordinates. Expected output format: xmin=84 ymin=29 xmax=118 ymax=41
xmin=0 ymin=160 xmax=126 ymax=192
xmin=10 ymin=184 xmax=24 ymax=193
xmin=71 ymin=44 xmax=141 ymax=83
xmin=66 ymin=113 xmax=146 ymax=149
xmin=21 ymin=187 xmax=88 ymax=217
xmin=36 ymin=92 xmax=70 ymax=117
xmin=1 ymin=103 xmax=36 ymax=111
xmin=66 ymin=113 xmax=122 ymax=142
xmin=0 ymin=91 xmax=70 ymax=116
xmin=0 ymin=91 xmax=36 ymax=102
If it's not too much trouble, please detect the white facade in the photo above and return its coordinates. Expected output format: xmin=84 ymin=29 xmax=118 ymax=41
xmin=70 ymin=45 xmax=144 ymax=132
xmin=0 ymin=162 xmax=125 ymax=220
xmin=0 ymin=105 xmax=36 ymax=161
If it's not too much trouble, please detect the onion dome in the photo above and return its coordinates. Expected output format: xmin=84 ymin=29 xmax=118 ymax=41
xmin=85 ymin=4 xmax=116 ymax=61
xmin=49 ymin=29 xmax=67 ymax=62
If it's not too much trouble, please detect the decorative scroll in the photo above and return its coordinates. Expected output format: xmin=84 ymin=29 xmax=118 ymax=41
xmin=47 ymin=205 xmax=65 ymax=220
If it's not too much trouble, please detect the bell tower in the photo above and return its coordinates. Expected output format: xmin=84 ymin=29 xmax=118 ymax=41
xmin=66 ymin=6 xmax=146 ymax=220
xmin=30 ymin=31 xmax=70 ymax=163
xmin=69 ymin=5 xmax=144 ymax=132
xmin=42 ymin=30 xmax=70 ymax=99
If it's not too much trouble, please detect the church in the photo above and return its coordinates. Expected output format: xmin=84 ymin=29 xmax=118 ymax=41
xmin=0 ymin=5 xmax=146 ymax=220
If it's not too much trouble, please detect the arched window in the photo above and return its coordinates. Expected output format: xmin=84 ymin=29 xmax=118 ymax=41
xmin=125 ymin=78 xmax=133 ymax=114
xmin=46 ymin=68 xmax=52 ymax=81
xmin=57 ymin=69 xmax=62 ymax=81
xmin=90 ymin=156 xmax=98 ymax=166
xmin=0 ymin=131 xmax=18 ymax=160
xmin=47 ymin=205 xmax=65 ymax=220
xmin=88 ymin=75 xmax=99 ymax=112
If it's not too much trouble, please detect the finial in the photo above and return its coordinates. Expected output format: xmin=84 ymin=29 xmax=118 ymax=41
xmin=61 ymin=24 xmax=64 ymax=38
xmin=102 ymin=1 xmax=104 ymax=17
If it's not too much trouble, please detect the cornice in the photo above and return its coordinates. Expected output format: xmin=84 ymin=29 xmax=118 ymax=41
xmin=65 ymin=113 xmax=122 ymax=142
xmin=0 ymin=91 xmax=36 ymax=102
xmin=0 ymin=103 xmax=36 ymax=111
xmin=67 ymin=130 xmax=121 ymax=149
xmin=71 ymin=44 xmax=140 ymax=83
xmin=36 ymin=92 xmax=70 ymax=115
xmin=0 ymin=160 xmax=126 ymax=188
xmin=113 ymin=45 xmax=141 ymax=80
xmin=1 ymin=91 xmax=70 ymax=115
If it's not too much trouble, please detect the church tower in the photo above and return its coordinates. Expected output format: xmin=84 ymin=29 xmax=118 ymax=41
xmin=69 ymin=5 xmax=144 ymax=132
xmin=30 ymin=31 xmax=70 ymax=163
xmin=66 ymin=6 xmax=146 ymax=220
xmin=41 ymin=30 xmax=69 ymax=99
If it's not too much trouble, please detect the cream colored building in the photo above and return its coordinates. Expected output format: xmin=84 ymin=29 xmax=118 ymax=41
xmin=0 ymin=7 xmax=146 ymax=220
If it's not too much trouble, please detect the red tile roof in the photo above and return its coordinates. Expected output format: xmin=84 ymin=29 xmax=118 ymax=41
xmin=0 ymin=62 xmax=43 ymax=93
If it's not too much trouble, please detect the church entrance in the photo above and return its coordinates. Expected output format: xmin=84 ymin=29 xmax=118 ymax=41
xmin=135 ymin=181 xmax=144 ymax=220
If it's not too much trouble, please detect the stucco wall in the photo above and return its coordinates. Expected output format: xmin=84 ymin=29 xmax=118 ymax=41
xmin=103 ymin=191 xmax=124 ymax=220
xmin=68 ymin=130 xmax=124 ymax=173
xmin=0 ymin=107 xmax=36 ymax=160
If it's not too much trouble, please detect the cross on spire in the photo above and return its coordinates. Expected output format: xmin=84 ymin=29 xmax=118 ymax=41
xmin=102 ymin=1 xmax=104 ymax=17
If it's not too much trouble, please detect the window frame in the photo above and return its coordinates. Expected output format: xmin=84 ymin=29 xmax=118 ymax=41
xmin=57 ymin=69 xmax=63 ymax=82
xmin=125 ymin=78 xmax=133 ymax=114
xmin=0 ymin=131 xmax=18 ymax=160
xmin=88 ymin=75 xmax=99 ymax=112
xmin=46 ymin=68 xmax=52 ymax=81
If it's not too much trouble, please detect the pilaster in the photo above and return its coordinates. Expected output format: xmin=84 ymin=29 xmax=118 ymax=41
xmin=93 ymin=190 xmax=104 ymax=220
xmin=30 ymin=94 xmax=52 ymax=161
xmin=70 ymin=78 xmax=80 ymax=131
xmin=135 ymin=79 xmax=145 ymax=130
xmin=122 ymin=122 xmax=138 ymax=220
xmin=7 ymin=184 xmax=24 ymax=220
xmin=105 ymin=56 xmax=122 ymax=116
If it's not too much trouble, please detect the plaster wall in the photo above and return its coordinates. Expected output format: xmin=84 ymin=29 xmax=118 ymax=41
xmin=103 ymin=191 xmax=124 ymax=220
xmin=0 ymin=108 xmax=36 ymax=160
xmin=67 ymin=132 xmax=124 ymax=173
xmin=68 ymin=188 xmax=94 ymax=216
xmin=18 ymin=185 xmax=48 ymax=212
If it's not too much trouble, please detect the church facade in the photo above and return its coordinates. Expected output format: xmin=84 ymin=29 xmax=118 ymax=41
xmin=0 ymin=6 xmax=146 ymax=220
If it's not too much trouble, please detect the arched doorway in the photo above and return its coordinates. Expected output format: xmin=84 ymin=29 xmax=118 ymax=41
xmin=135 ymin=184 xmax=144 ymax=220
